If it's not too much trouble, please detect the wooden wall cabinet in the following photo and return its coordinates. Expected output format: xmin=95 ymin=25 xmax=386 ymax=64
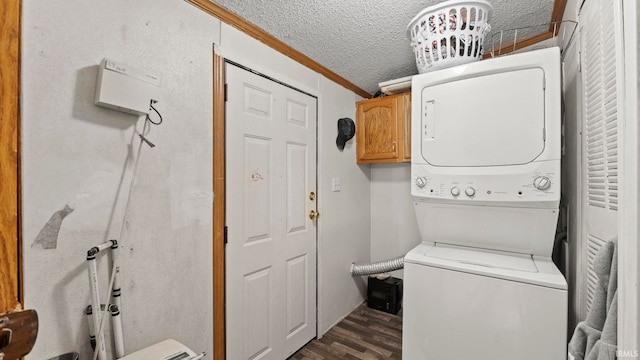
xmin=356 ymin=92 xmax=411 ymax=163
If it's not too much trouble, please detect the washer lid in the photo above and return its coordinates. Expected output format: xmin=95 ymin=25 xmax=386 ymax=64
xmin=405 ymin=243 xmax=567 ymax=290
xmin=424 ymin=243 xmax=538 ymax=272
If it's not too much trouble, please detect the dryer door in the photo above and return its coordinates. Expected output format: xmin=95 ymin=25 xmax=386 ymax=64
xmin=419 ymin=68 xmax=545 ymax=167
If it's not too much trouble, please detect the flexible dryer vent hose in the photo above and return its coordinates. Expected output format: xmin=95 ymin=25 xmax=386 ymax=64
xmin=350 ymin=256 xmax=405 ymax=276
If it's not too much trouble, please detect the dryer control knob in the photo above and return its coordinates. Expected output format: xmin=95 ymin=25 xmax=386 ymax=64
xmin=416 ymin=177 xmax=427 ymax=188
xmin=451 ymin=187 xmax=460 ymax=197
xmin=533 ymin=176 xmax=552 ymax=190
xmin=465 ymin=187 xmax=476 ymax=197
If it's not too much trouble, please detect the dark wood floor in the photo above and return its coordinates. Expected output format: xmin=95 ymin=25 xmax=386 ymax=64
xmin=290 ymin=303 xmax=402 ymax=360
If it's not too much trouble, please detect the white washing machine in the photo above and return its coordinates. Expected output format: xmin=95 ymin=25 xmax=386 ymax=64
xmin=403 ymin=243 xmax=567 ymax=359
xmin=404 ymin=47 xmax=568 ymax=359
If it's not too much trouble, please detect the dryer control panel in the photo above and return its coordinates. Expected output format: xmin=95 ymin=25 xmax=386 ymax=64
xmin=410 ymin=47 xmax=562 ymax=209
xmin=411 ymin=161 xmax=559 ymax=207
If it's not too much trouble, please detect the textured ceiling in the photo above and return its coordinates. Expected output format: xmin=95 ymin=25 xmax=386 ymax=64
xmin=211 ymin=0 xmax=555 ymax=94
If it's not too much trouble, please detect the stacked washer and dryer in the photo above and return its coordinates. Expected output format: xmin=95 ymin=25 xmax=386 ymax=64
xmin=403 ymin=47 xmax=568 ymax=359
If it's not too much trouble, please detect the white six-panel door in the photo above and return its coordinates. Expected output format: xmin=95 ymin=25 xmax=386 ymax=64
xmin=225 ymin=63 xmax=317 ymax=360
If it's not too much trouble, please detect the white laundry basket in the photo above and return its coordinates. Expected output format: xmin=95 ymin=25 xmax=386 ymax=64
xmin=407 ymin=0 xmax=492 ymax=73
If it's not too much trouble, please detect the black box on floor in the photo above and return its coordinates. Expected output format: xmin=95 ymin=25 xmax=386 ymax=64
xmin=367 ymin=276 xmax=402 ymax=314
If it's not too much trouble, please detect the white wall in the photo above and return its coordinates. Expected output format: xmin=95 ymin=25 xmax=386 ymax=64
xmin=22 ymin=3 xmax=371 ymax=358
xmin=21 ymin=1 xmax=220 ymax=358
xmin=317 ymin=77 xmax=371 ymax=333
xmin=219 ymin=23 xmax=372 ymax=335
xmin=370 ymin=164 xmax=421 ymax=279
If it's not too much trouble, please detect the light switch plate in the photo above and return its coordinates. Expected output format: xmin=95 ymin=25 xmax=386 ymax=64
xmin=332 ymin=177 xmax=341 ymax=192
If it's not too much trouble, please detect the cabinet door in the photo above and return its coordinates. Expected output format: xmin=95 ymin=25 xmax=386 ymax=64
xmin=402 ymin=93 xmax=411 ymax=162
xmin=356 ymin=95 xmax=400 ymax=162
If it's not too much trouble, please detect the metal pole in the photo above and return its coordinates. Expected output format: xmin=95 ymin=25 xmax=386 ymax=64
xmin=87 ymin=247 xmax=107 ymax=360
xmin=110 ymin=305 xmax=125 ymax=359
xmin=110 ymin=240 xmax=122 ymax=310
xmin=109 ymin=240 xmax=125 ymax=357
xmin=85 ymin=305 xmax=96 ymax=350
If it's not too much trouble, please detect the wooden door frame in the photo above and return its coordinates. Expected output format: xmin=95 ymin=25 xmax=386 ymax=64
xmin=212 ymin=47 xmax=226 ymax=360
xmin=0 ymin=0 xmax=22 ymax=313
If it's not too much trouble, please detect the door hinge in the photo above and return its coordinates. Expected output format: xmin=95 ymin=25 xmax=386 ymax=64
xmin=224 ymin=226 xmax=228 ymax=244
xmin=224 ymin=83 xmax=228 ymax=102
xmin=578 ymin=51 xmax=582 ymax=74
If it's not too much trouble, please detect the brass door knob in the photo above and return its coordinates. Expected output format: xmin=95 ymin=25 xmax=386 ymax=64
xmin=309 ymin=210 xmax=320 ymax=220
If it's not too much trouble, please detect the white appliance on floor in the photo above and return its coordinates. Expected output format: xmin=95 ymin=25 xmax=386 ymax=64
xmin=403 ymin=47 xmax=568 ymax=360
xmin=118 ymin=339 xmax=199 ymax=360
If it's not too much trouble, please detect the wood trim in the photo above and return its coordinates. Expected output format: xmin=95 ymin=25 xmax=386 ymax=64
xmin=212 ymin=48 xmax=226 ymax=360
xmin=184 ymin=0 xmax=371 ymax=99
xmin=0 ymin=0 xmax=22 ymax=313
xmin=483 ymin=31 xmax=555 ymax=59
xmin=549 ymin=0 xmax=569 ymax=33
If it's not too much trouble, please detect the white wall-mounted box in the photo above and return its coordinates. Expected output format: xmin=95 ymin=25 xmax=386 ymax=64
xmin=94 ymin=58 xmax=161 ymax=115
